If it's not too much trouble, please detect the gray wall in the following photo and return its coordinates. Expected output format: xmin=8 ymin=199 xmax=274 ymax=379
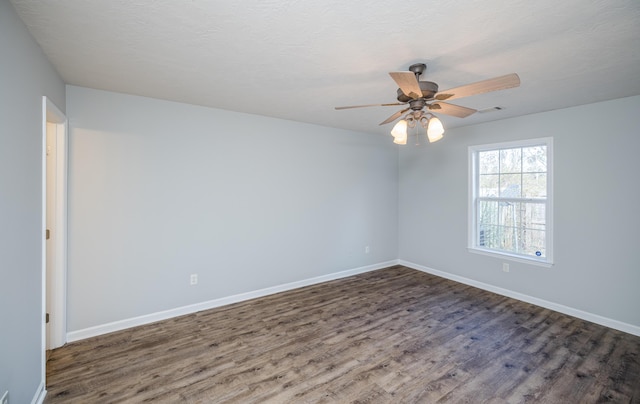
xmin=399 ymin=95 xmax=640 ymax=328
xmin=0 ymin=1 xmax=66 ymax=402
xmin=66 ymin=85 xmax=399 ymax=331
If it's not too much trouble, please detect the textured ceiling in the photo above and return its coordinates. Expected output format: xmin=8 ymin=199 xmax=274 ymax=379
xmin=9 ymin=0 xmax=640 ymax=136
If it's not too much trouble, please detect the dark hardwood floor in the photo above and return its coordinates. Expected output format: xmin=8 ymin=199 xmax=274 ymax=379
xmin=45 ymin=266 xmax=640 ymax=403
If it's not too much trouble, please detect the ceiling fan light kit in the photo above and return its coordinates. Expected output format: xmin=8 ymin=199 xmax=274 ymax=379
xmin=390 ymin=112 xmax=444 ymax=145
xmin=390 ymin=119 xmax=408 ymax=144
xmin=335 ymin=62 xmax=520 ymax=145
xmin=425 ymin=115 xmax=444 ymax=142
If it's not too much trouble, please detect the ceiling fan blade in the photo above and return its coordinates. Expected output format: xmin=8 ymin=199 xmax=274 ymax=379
xmin=389 ymin=72 xmax=423 ymax=99
xmin=379 ymin=108 xmax=410 ymax=125
xmin=335 ymin=102 xmax=405 ymax=110
xmin=429 ymin=102 xmax=477 ymax=118
xmin=435 ymin=73 xmax=520 ymax=101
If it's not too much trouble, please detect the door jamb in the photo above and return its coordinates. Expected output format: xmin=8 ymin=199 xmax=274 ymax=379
xmin=41 ymin=96 xmax=68 ymax=380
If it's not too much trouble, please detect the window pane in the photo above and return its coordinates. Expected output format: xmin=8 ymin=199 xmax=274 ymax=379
xmin=522 ymin=202 xmax=545 ymax=231
xmin=499 ymin=224 xmax=519 ymax=252
xmin=477 ymin=199 xmax=547 ymax=257
xmin=479 ymin=225 xmax=500 ymax=248
xmin=522 ymin=146 xmax=547 ymax=173
xmin=478 ymin=200 xmax=499 ymax=248
xmin=522 ymin=173 xmax=547 ymax=198
xmin=499 ymin=174 xmax=521 ymax=198
xmin=479 ymin=150 xmax=499 ymax=174
xmin=479 ymin=174 xmax=499 ymax=197
xmin=479 ymin=200 xmax=499 ymax=227
xmin=498 ymin=202 xmax=521 ymax=228
xmin=521 ymin=229 xmax=546 ymax=258
xmin=500 ymin=148 xmax=522 ymax=173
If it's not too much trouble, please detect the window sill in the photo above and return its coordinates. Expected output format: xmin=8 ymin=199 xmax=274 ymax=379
xmin=468 ymin=247 xmax=553 ymax=268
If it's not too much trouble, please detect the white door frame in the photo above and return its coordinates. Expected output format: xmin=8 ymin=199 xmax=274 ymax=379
xmin=41 ymin=96 xmax=68 ymax=372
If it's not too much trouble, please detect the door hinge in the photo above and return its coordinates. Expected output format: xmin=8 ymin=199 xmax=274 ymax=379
xmin=46 ymin=229 xmax=51 ymax=240
xmin=46 ymin=313 xmax=50 ymax=323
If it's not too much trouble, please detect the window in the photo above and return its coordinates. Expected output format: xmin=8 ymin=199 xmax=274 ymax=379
xmin=469 ymin=138 xmax=553 ymax=265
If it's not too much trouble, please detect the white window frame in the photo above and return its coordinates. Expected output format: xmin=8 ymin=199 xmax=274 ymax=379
xmin=468 ymin=137 xmax=553 ymax=267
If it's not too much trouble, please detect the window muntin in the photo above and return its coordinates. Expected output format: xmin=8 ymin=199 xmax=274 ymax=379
xmin=470 ymin=138 xmax=552 ymax=265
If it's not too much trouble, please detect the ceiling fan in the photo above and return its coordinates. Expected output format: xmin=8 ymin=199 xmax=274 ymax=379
xmin=335 ymin=63 xmax=520 ymax=144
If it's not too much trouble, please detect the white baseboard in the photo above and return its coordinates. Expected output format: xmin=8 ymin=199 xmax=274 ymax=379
xmin=67 ymin=258 xmax=639 ymax=342
xmin=31 ymin=381 xmax=46 ymax=404
xmin=399 ymin=259 xmax=640 ymax=337
xmin=67 ymin=260 xmax=399 ymax=342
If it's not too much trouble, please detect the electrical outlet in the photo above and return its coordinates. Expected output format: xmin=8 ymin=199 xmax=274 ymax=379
xmin=502 ymin=263 xmax=510 ymax=273
xmin=190 ymin=274 xmax=198 ymax=285
xmin=365 ymin=246 xmax=370 ymax=254
xmin=1 ymin=390 xmax=9 ymax=404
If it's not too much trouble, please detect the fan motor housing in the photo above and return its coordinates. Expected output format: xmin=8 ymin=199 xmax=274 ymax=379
xmin=396 ymin=81 xmax=439 ymax=102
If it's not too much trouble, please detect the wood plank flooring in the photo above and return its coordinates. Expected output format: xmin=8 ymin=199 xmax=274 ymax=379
xmin=45 ymin=266 xmax=640 ymax=403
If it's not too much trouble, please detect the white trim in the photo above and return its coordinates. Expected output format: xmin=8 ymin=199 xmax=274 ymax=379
xmin=44 ymin=97 xmax=68 ymax=349
xmin=40 ymin=100 xmax=47 ymax=404
xmin=468 ymin=247 xmax=553 ymax=268
xmin=67 ymin=260 xmax=399 ymax=342
xmin=41 ymin=97 xmax=67 ymax=399
xmin=31 ymin=381 xmax=46 ymax=404
xmin=43 ymin=97 xmax=69 ymax=348
xmin=66 ymin=258 xmax=640 ymax=341
xmin=399 ymin=259 xmax=640 ymax=337
xmin=47 ymin=108 xmax=68 ymax=349
xmin=546 ymin=137 xmax=554 ymax=264
xmin=469 ymin=136 xmax=553 ymax=152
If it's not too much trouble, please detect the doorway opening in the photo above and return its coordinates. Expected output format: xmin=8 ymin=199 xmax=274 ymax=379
xmin=42 ymin=96 xmax=67 ymax=381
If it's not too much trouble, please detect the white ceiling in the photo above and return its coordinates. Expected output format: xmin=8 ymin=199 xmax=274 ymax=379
xmin=10 ymin=0 xmax=640 ymax=136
